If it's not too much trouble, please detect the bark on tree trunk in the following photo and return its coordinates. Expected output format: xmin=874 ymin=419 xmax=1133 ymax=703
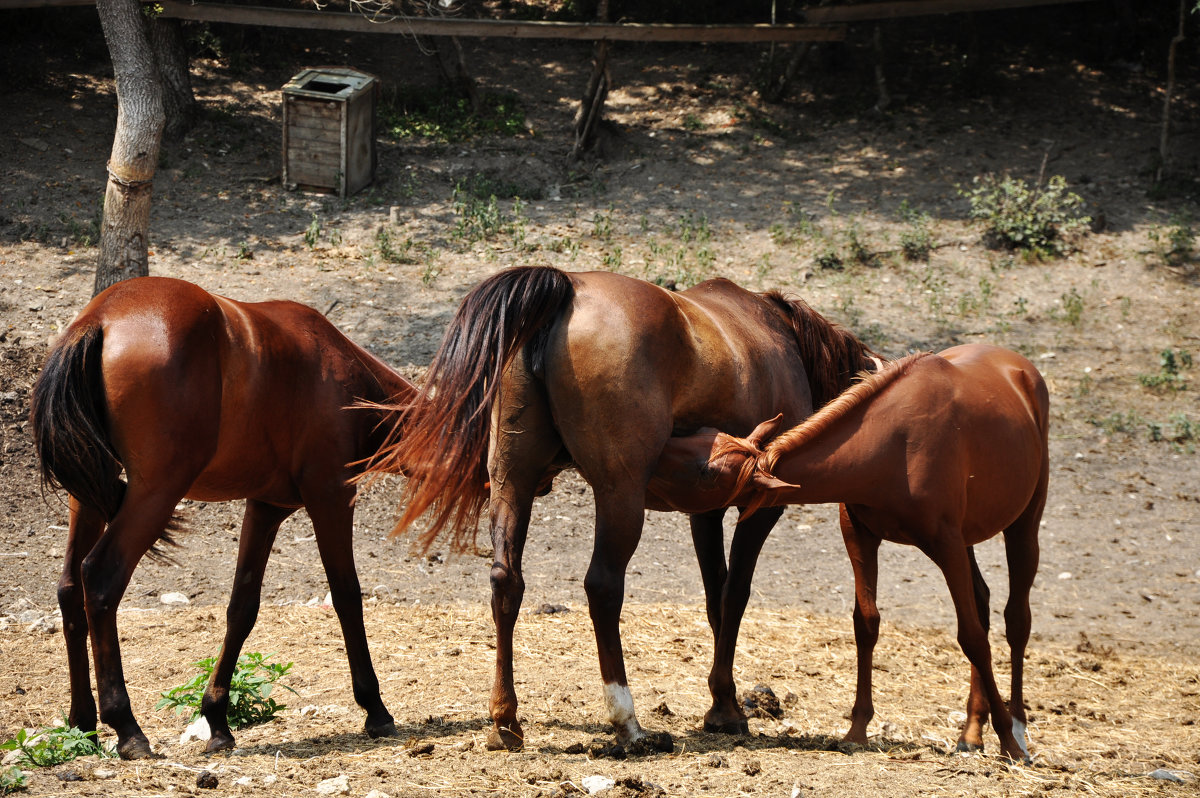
xmin=148 ymin=17 xmax=196 ymax=140
xmin=94 ymin=0 xmax=165 ymax=296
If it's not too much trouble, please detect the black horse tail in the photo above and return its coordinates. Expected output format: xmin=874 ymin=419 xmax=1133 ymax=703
xmin=30 ymin=323 xmax=127 ymax=522
xmin=366 ymin=265 xmax=574 ymax=554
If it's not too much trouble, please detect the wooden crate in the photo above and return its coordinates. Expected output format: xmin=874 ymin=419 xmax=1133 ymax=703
xmin=282 ymin=68 xmax=377 ymax=198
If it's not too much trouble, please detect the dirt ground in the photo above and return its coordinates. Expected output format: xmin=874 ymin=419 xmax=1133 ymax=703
xmin=1 ymin=10 xmax=1199 ymax=797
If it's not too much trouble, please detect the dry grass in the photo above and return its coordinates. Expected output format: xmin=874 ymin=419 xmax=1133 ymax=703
xmin=2 ymin=602 xmax=1197 ymax=796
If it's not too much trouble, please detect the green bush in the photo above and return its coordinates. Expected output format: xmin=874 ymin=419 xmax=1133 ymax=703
xmin=0 ymin=724 xmax=113 ymax=769
xmin=961 ymin=174 xmax=1090 ymax=256
xmin=156 ymin=652 xmax=296 ymax=729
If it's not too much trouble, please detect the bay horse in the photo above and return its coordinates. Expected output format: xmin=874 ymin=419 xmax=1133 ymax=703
xmin=29 ymin=276 xmax=415 ymax=759
xmin=365 ymin=265 xmax=878 ymax=750
xmin=650 ymin=344 xmax=1049 ymax=762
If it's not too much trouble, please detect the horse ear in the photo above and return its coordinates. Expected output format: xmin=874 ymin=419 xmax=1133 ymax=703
xmin=747 ymin=414 xmax=785 ymax=448
xmin=753 ymin=472 xmax=799 ymax=492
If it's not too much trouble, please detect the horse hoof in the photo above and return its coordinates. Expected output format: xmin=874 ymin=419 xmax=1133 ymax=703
xmin=955 ymin=740 xmax=984 ymax=754
xmin=626 ymin=731 xmax=674 ymax=756
xmin=117 ymin=735 xmax=154 ymax=760
xmin=485 ymin=726 xmax=524 ymax=751
xmin=703 ymin=717 xmax=750 ymax=736
xmin=366 ymin=721 xmax=399 ymax=739
xmin=204 ymin=734 xmax=236 ymax=754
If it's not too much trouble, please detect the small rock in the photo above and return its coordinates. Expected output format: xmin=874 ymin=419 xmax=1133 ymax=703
xmin=650 ymin=701 xmax=673 ymax=716
xmin=580 ymin=775 xmax=615 ymax=794
xmin=534 ymin=603 xmax=569 ymax=615
xmin=706 ymin=752 xmax=727 ymax=768
xmin=315 ymin=774 xmax=350 ymax=795
xmin=364 ymin=791 xmax=390 ymax=798
xmin=196 ymin=770 xmax=219 ymax=789
xmin=180 ymin=716 xmax=211 ymax=744
xmin=743 ymin=758 xmax=762 ymax=776
xmin=93 ymin=768 xmax=116 ymax=780
xmin=1149 ymin=768 xmax=1192 ymax=783
xmin=234 ymin=776 xmax=253 ymax=786
xmin=159 ymin=592 xmax=190 ymax=606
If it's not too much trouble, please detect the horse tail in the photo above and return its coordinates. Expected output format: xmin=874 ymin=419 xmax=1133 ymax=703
xmin=369 ymin=265 xmax=575 ymax=553
xmin=29 ymin=322 xmax=125 ymax=521
xmin=764 ymin=292 xmax=881 ymax=408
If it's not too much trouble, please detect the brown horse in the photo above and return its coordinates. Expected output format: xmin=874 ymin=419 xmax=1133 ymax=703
xmin=365 ymin=265 xmax=878 ymax=750
xmin=29 ymin=276 xmax=415 ymax=759
xmin=651 ymin=344 xmax=1048 ymax=762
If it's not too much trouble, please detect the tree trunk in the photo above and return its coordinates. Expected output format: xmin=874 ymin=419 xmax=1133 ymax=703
xmin=148 ymin=17 xmax=196 ymax=140
xmin=94 ymin=0 xmax=165 ymax=296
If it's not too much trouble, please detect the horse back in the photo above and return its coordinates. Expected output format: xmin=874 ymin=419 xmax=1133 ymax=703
xmin=554 ymin=273 xmax=815 ymax=442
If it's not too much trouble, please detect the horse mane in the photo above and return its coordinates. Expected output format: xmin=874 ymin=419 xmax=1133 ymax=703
xmin=759 ymin=351 xmax=933 ymax=473
xmin=763 ymin=292 xmax=881 ymax=408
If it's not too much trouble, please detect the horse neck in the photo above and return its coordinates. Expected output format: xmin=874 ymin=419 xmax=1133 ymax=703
xmin=767 ymin=292 xmax=879 ymax=408
xmin=759 ymin=353 xmax=930 ymax=501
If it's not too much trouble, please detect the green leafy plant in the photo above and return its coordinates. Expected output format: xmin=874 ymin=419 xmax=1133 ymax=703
xmin=156 ymin=652 xmax=296 ymax=729
xmin=304 ymin=213 xmax=322 ymax=249
xmin=1139 ymin=348 xmax=1192 ymax=392
xmin=1058 ymin=287 xmax=1085 ymax=327
xmin=961 ymin=173 xmax=1090 ymax=256
xmin=1148 ymin=212 xmax=1196 ymax=267
xmin=0 ymin=766 xmax=26 ymax=794
xmin=1 ymin=724 xmax=113 ymax=769
xmin=379 ymin=89 xmax=526 ymax=143
xmin=376 ymin=227 xmax=421 ymax=265
xmin=897 ymin=200 xmax=934 ymax=262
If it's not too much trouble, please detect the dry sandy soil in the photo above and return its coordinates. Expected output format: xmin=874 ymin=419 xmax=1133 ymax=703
xmin=1 ymin=11 xmax=1199 ymax=797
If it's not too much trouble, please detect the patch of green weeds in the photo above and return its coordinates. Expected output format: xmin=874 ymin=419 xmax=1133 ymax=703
xmin=897 ymin=200 xmax=934 ymax=262
xmin=1148 ymin=212 xmax=1197 ymax=267
xmin=304 ymin=214 xmax=322 ymax=249
xmin=379 ymin=89 xmax=526 ymax=143
xmin=1 ymin=723 xmax=113 ymax=769
xmin=1138 ymin=348 xmax=1192 ymax=392
xmin=960 ymin=173 xmax=1090 ymax=256
xmin=1056 ymin=287 xmax=1085 ymax=327
xmin=376 ymin=227 xmax=422 ymax=265
xmin=156 ymin=652 xmax=296 ymax=729
xmin=0 ymin=765 xmax=26 ymax=794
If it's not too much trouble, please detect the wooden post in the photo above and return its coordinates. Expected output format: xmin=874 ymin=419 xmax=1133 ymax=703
xmin=571 ymin=0 xmax=611 ymax=161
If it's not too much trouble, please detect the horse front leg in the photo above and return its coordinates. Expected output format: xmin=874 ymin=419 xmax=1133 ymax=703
xmin=703 ymin=505 xmax=781 ymax=734
xmin=840 ymin=506 xmax=882 ymax=745
xmin=58 ymin=498 xmax=105 ymax=735
xmin=1002 ymin=488 xmax=1044 ymax=762
xmin=201 ymin=500 xmax=295 ymax=752
xmin=689 ymin=508 xmax=728 ymax=644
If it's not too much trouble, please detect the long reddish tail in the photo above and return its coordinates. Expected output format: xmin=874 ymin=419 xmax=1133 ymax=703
xmin=368 ymin=266 xmax=574 ymax=553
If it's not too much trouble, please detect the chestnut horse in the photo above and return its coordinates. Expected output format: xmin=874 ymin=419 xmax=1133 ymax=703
xmin=366 ymin=265 xmax=878 ymax=750
xmin=651 ymin=344 xmax=1048 ymax=762
xmin=29 ymin=276 xmax=415 ymax=759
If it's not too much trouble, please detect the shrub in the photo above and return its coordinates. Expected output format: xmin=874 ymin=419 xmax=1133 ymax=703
xmin=961 ymin=174 xmax=1090 ymax=256
xmin=0 ymin=724 xmax=113 ymax=769
xmin=156 ymin=652 xmax=296 ymax=729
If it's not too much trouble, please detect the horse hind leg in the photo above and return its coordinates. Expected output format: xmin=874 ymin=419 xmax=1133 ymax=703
xmin=689 ymin=509 xmax=729 ymax=646
xmin=81 ymin=484 xmax=189 ymax=759
xmin=1002 ymin=480 xmax=1045 ymax=762
xmin=307 ymin=490 xmax=397 ymax=740
xmin=927 ymin=537 xmax=1025 ymax=763
xmin=58 ymin=498 xmax=106 ymax=735
xmin=840 ymin=506 xmax=883 ymax=746
xmin=957 ymin=546 xmax=992 ymax=753
xmin=201 ymin=500 xmax=296 ymax=752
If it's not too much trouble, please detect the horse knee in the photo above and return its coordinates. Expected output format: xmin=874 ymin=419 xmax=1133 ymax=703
xmin=490 ymin=563 xmax=524 ymax=614
xmin=80 ymin=555 xmax=123 ymax=617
